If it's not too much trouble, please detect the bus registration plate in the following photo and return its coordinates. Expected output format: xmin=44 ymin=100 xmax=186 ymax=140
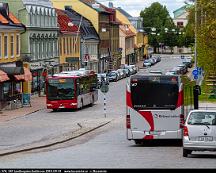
xmin=149 ymin=131 xmax=165 ymax=135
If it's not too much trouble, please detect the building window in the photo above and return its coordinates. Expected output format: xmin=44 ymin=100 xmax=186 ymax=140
xmin=4 ymin=35 xmax=8 ymax=58
xmin=10 ymin=34 xmax=14 ymax=57
xmin=177 ymin=22 xmax=184 ymax=28
xmin=63 ymin=37 xmax=66 ymax=55
xmin=16 ymin=34 xmax=20 ymax=56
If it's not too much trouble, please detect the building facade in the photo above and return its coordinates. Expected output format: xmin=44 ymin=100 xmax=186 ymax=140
xmin=173 ymin=4 xmax=191 ymax=28
xmin=0 ymin=3 xmax=32 ymax=110
xmin=51 ymin=0 xmax=120 ymax=73
xmin=64 ymin=7 xmax=99 ymax=72
xmin=3 ymin=0 xmax=59 ymax=96
xmin=56 ymin=9 xmax=81 ymax=72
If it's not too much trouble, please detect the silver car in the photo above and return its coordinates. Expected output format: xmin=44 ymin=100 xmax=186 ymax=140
xmin=183 ymin=110 xmax=216 ymax=157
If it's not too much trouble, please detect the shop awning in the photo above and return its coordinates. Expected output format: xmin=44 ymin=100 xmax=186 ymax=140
xmin=0 ymin=67 xmax=24 ymax=75
xmin=14 ymin=67 xmax=32 ymax=81
xmin=0 ymin=70 xmax=10 ymax=82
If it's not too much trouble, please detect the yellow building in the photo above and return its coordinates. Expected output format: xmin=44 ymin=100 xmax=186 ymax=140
xmin=116 ymin=8 xmax=148 ymax=62
xmin=51 ymin=0 xmax=99 ymax=32
xmin=56 ymin=9 xmax=80 ymax=71
xmin=0 ymin=3 xmax=32 ymax=110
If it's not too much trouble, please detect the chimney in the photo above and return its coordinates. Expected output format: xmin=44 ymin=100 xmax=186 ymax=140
xmin=0 ymin=3 xmax=10 ymax=19
xmin=108 ymin=2 xmax=114 ymax=8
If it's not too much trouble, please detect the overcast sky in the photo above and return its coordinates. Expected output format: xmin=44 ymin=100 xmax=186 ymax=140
xmin=97 ymin=0 xmax=187 ymax=17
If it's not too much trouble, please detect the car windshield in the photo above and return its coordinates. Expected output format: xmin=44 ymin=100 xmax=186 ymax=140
xmin=109 ymin=72 xmax=116 ymax=76
xmin=187 ymin=112 xmax=216 ymax=125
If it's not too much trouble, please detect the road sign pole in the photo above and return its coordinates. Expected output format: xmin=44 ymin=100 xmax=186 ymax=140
xmin=104 ymin=93 xmax=106 ymax=118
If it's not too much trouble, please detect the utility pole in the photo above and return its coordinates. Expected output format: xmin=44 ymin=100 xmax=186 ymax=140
xmin=194 ymin=0 xmax=199 ymax=109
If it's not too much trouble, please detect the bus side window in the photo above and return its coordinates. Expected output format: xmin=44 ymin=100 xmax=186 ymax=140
xmin=76 ymin=79 xmax=80 ymax=96
xmin=79 ymin=78 xmax=84 ymax=95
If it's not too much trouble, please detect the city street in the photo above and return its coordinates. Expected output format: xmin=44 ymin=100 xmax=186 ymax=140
xmin=0 ymin=55 xmax=216 ymax=168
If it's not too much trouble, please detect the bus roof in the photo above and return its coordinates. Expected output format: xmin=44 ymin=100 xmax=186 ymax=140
xmin=49 ymin=70 xmax=96 ymax=79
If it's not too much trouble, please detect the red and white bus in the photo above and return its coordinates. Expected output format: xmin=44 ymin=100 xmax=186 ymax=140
xmin=126 ymin=75 xmax=185 ymax=144
xmin=46 ymin=70 xmax=98 ymax=111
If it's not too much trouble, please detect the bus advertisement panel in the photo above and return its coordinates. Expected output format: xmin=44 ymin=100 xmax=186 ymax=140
xmin=46 ymin=70 xmax=98 ymax=111
xmin=126 ymin=75 xmax=185 ymax=144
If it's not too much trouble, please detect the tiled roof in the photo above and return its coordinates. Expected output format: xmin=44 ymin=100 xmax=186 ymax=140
xmin=64 ymin=8 xmax=99 ymax=40
xmin=120 ymin=25 xmax=136 ymax=38
xmin=0 ymin=14 xmax=8 ymax=24
xmin=56 ymin=9 xmax=79 ymax=34
xmin=9 ymin=12 xmax=21 ymax=24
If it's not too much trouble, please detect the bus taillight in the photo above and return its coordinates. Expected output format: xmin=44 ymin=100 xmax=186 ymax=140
xmin=126 ymin=115 xmax=131 ymax=129
xmin=180 ymin=114 xmax=185 ymax=129
xmin=183 ymin=126 xmax=189 ymax=136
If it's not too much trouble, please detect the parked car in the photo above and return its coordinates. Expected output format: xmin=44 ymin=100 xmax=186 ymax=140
xmin=121 ymin=68 xmax=130 ymax=77
xmin=165 ymin=70 xmax=178 ymax=75
xmin=143 ymin=59 xmax=151 ymax=67
xmin=123 ymin=65 xmax=135 ymax=75
xmin=97 ymin=73 xmax=109 ymax=88
xmin=182 ymin=58 xmax=193 ymax=68
xmin=183 ymin=110 xmax=216 ymax=157
xmin=172 ymin=66 xmax=183 ymax=75
xmin=129 ymin=65 xmax=138 ymax=73
xmin=117 ymin=69 xmax=126 ymax=79
xmin=177 ymin=64 xmax=188 ymax=74
xmin=108 ymin=71 xmax=119 ymax=82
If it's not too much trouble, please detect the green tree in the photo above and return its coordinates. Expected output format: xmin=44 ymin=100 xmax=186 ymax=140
xmin=140 ymin=2 xmax=177 ymax=53
xmin=186 ymin=0 xmax=216 ymax=75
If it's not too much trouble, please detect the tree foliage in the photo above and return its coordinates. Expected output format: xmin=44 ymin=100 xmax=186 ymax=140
xmin=186 ymin=0 xmax=216 ymax=75
xmin=140 ymin=2 xmax=178 ymax=53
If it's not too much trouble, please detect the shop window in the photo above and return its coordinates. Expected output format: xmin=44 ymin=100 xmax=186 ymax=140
xmin=3 ymin=82 xmax=11 ymax=100
xmin=13 ymin=82 xmax=22 ymax=96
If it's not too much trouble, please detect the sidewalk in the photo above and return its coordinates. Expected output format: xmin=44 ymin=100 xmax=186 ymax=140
xmin=0 ymin=96 xmax=46 ymax=122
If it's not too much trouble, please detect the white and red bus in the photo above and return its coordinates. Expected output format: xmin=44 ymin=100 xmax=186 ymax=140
xmin=46 ymin=70 xmax=98 ymax=111
xmin=126 ymin=74 xmax=185 ymax=144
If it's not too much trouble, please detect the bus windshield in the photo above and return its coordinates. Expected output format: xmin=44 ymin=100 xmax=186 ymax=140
xmin=47 ymin=78 xmax=75 ymax=101
xmin=131 ymin=76 xmax=179 ymax=110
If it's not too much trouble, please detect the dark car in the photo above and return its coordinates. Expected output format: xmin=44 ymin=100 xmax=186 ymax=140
xmin=108 ymin=71 xmax=119 ymax=82
xmin=177 ymin=64 xmax=188 ymax=74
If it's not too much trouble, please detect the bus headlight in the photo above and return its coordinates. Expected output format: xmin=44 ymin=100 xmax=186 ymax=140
xmin=47 ymin=104 xmax=53 ymax=107
xmin=70 ymin=103 xmax=77 ymax=106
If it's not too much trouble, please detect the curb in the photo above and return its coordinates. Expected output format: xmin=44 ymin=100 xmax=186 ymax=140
xmin=0 ymin=119 xmax=113 ymax=156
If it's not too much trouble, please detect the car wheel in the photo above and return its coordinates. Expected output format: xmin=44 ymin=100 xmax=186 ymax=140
xmin=183 ymin=149 xmax=192 ymax=157
xmin=134 ymin=140 xmax=143 ymax=145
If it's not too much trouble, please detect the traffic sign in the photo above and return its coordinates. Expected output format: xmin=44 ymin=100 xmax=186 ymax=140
xmin=100 ymin=83 xmax=109 ymax=93
xmin=192 ymin=69 xmax=198 ymax=76
xmin=194 ymin=75 xmax=198 ymax=80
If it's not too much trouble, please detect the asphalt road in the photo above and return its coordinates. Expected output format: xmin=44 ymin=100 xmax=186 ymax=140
xmin=0 ymin=55 xmax=215 ymax=169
